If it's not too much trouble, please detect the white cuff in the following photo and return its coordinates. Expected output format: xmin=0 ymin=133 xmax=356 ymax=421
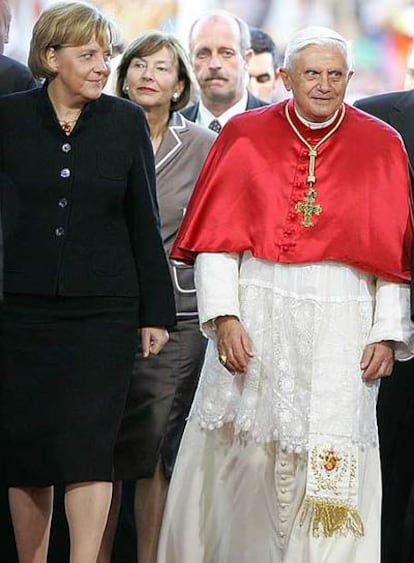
xmin=195 ymin=252 xmax=240 ymax=338
xmin=366 ymin=279 xmax=414 ymax=360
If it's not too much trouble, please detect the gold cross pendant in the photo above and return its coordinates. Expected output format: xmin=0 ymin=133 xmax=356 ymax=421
xmin=295 ymin=186 xmax=322 ymax=227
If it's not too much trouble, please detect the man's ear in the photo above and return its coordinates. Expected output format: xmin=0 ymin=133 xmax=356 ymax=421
xmin=279 ymin=67 xmax=292 ymax=91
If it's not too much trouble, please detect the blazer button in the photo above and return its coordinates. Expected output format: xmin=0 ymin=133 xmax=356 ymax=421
xmin=60 ymin=168 xmax=71 ymax=178
xmin=55 ymin=227 xmax=65 ymax=237
xmin=58 ymin=198 xmax=68 ymax=208
xmin=62 ymin=143 xmax=72 ymax=153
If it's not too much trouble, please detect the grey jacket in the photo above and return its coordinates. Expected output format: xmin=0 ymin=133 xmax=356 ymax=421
xmin=156 ymin=112 xmax=215 ymax=316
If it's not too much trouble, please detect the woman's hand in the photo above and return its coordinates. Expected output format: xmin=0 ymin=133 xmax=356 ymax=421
xmin=141 ymin=327 xmax=169 ymax=357
xmin=214 ymin=315 xmax=254 ymax=375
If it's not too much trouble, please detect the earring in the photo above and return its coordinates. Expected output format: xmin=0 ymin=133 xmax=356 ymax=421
xmin=122 ymin=83 xmax=129 ymax=94
xmin=171 ymin=92 xmax=180 ymax=102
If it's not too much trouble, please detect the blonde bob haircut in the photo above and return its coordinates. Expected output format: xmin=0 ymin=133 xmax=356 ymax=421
xmin=28 ymin=1 xmax=117 ymax=80
xmin=116 ymin=30 xmax=194 ymax=113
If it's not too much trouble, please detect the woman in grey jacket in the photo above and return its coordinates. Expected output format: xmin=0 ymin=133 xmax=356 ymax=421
xmin=99 ymin=31 xmax=215 ymax=563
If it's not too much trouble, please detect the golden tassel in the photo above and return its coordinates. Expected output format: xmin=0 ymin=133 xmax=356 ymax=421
xmin=303 ymin=498 xmax=365 ymax=538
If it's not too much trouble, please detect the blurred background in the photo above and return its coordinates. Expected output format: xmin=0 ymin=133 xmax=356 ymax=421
xmin=7 ymin=0 xmax=414 ymax=103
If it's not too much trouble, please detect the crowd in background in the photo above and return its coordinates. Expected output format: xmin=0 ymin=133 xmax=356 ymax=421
xmin=6 ymin=0 xmax=414 ymax=101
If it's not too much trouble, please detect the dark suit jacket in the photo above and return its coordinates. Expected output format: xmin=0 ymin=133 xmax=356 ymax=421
xmin=0 ymin=85 xmax=175 ymax=327
xmin=354 ymin=90 xmax=414 ymax=168
xmin=181 ymin=91 xmax=267 ymax=122
xmin=354 ymin=90 xmax=414 ymax=318
xmin=0 ymin=55 xmax=38 ymax=96
xmin=355 ymin=90 xmax=414 ymax=563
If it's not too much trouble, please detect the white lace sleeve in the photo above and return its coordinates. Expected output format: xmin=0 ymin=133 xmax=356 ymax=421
xmin=366 ymin=279 xmax=414 ymax=360
xmin=195 ymin=252 xmax=240 ymax=338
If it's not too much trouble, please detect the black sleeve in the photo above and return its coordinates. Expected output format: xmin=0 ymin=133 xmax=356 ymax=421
xmin=125 ymin=106 xmax=176 ymax=327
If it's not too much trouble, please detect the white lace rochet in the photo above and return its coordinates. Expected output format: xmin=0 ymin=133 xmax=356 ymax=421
xmin=190 ymin=252 xmax=413 ymax=453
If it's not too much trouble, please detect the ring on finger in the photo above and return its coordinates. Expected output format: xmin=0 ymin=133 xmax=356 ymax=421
xmin=219 ymin=353 xmax=227 ymax=365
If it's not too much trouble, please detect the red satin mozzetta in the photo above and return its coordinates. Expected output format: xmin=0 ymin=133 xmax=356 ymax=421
xmin=171 ymin=100 xmax=412 ymax=283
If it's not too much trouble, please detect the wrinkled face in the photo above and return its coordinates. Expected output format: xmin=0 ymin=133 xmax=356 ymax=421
xmin=280 ymin=44 xmax=352 ymax=122
xmin=247 ymin=52 xmax=277 ymax=102
xmin=190 ymin=16 xmax=249 ymax=106
xmin=48 ymin=37 xmax=111 ymax=102
xmin=125 ymin=46 xmax=184 ymax=111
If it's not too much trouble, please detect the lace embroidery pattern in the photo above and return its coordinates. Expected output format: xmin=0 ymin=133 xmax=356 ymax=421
xmin=190 ymin=281 xmax=378 ymax=451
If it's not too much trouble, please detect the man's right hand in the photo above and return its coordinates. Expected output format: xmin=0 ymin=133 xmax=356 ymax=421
xmin=214 ymin=315 xmax=254 ymax=375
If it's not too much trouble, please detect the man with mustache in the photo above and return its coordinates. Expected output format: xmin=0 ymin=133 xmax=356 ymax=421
xmin=181 ymin=10 xmax=267 ymax=132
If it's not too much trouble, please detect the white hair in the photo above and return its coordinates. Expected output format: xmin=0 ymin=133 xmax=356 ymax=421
xmin=283 ymin=26 xmax=353 ymax=71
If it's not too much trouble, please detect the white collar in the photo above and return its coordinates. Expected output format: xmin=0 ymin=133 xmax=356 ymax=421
xmin=197 ymin=90 xmax=248 ymax=128
xmin=294 ymin=106 xmax=339 ymax=130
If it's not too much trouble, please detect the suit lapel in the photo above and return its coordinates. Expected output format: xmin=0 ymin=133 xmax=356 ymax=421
xmin=181 ymin=102 xmax=198 ymax=122
xmin=155 ymin=112 xmax=186 ymax=173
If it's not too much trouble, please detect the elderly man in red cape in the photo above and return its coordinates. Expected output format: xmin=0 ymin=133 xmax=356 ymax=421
xmin=158 ymin=26 xmax=414 ymax=563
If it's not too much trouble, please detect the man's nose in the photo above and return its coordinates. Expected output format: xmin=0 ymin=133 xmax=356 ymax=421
xmin=208 ymin=54 xmax=222 ymax=69
xmin=317 ymin=73 xmax=330 ymax=90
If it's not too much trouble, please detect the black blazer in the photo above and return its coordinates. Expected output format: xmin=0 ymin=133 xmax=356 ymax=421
xmin=181 ymin=91 xmax=267 ymax=122
xmin=0 ymin=85 xmax=176 ymax=327
xmin=0 ymin=55 xmax=38 ymax=96
xmin=354 ymin=90 xmax=414 ymax=318
xmin=354 ymin=90 xmax=414 ymax=169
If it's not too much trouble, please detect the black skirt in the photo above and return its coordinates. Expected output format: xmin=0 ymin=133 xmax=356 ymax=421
xmin=0 ymin=293 xmax=139 ymax=487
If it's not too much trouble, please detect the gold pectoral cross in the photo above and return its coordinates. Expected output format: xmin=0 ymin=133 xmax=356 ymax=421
xmin=295 ymin=187 xmax=322 ymax=227
xmin=284 ymin=103 xmax=347 ymax=230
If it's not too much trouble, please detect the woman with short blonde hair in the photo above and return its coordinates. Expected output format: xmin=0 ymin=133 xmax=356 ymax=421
xmin=0 ymin=4 xmax=175 ymax=563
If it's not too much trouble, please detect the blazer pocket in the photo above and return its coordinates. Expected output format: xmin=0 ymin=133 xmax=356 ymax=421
xmin=171 ymin=263 xmax=198 ymax=315
xmin=172 ymin=264 xmax=196 ymax=294
xmin=97 ymin=151 xmax=127 ymax=180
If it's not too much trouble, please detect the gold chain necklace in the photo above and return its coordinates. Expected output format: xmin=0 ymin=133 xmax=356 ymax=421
xmin=284 ymin=103 xmax=346 ymax=226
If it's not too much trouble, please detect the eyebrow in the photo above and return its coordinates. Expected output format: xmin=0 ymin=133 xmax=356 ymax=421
xmin=135 ymin=56 xmax=172 ymax=64
xmin=80 ymin=47 xmax=105 ymax=54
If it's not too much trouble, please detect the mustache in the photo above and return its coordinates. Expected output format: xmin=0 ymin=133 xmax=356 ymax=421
xmin=204 ymin=72 xmax=227 ymax=81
